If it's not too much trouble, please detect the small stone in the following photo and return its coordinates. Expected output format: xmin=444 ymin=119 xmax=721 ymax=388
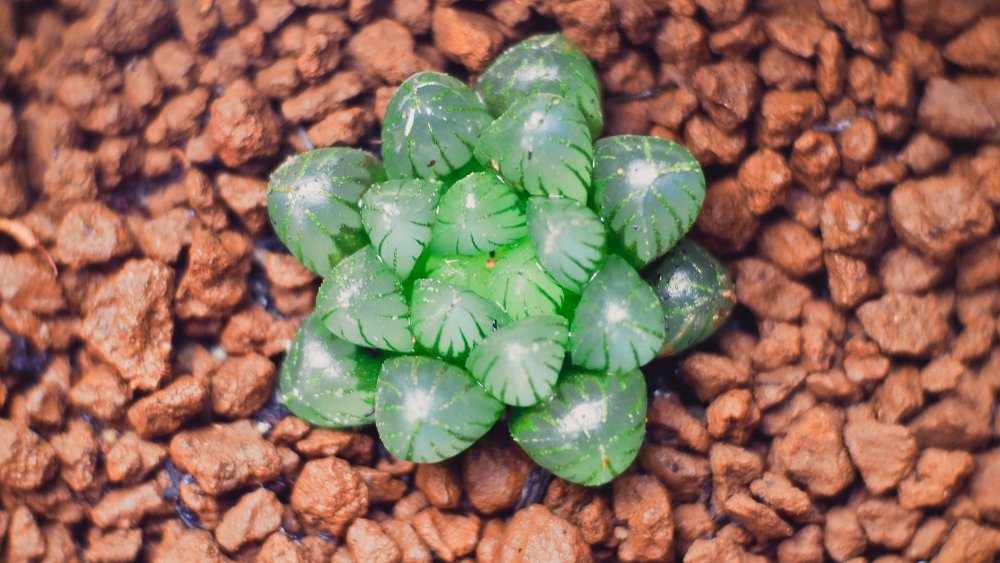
xmin=705 ymin=388 xmax=760 ymax=445
xmin=414 ymin=463 xmax=462 ymax=510
xmin=90 ymin=481 xmax=169 ymax=529
xmin=127 ymin=375 xmax=208 ymax=438
xmin=723 ymin=492 xmax=793 ymax=543
xmin=820 ymin=189 xmax=889 ymax=257
xmin=738 ymin=148 xmax=792 ymax=216
xmin=735 ymin=258 xmax=812 ymax=322
xmin=920 ymin=355 xmax=964 ymax=394
xmin=381 ymin=519 xmax=432 ymax=563
xmin=412 ymin=508 xmax=480 ymax=562
xmin=54 ymin=202 xmax=135 ymax=269
xmin=291 ymin=457 xmax=368 ymax=537
xmin=825 ymin=253 xmax=879 ymax=308
xmin=878 ymin=246 xmax=946 ymax=294
xmin=775 ymin=406 xmax=855 ymax=497
xmin=897 ymin=448 xmax=975 ymax=509
xmin=943 ymin=16 xmax=1000 ymax=72
xmin=346 ymin=518 xmax=403 ymax=563
xmin=431 ymin=7 xmax=505 ymax=72
xmin=613 ymin=475 xmax=674 ymax=562
xmin=890 ymin=176 xmax=994 ymax=260
xmin=692 ymin=61 xmax=760 ymax=131
xmin=80 ymin=259 xmax=174 ymax=391
xmin=856 ymin=498 xmax=922 ymax=549
xmin=843 ymin=419 xmax=917 ymax=494
xmin=170 ymin=420 xmax=282 ymax=495
xmin=680 ymin=352 xmax=751 ymax=401
xmin=498 ymin=504 xmax=589 ymax=563
xmin=208 ymin=79 xmax=281 ymax=167
xmin=215 ymin=488 xmax=283 ymax=553
xmin=757 ymin=220 xmax=823 ymax=278
xmin=934 ymin=519 xmax=1000 ymax=563
xmin=857 ymin=293 xmax=948 ymax=357
xmin=917 ymin=78 xmax=997 ymax=140
xmin=461 ymin=435 xmax=531 ymax=515
xmin=0 ymin=419 xmax=57 ymax=491
xmin=749 ymin=471 xmax=812 ymax=520
xmin=210 ymin=353 xmax=276 ymax=419
xmin=105 ymin=431 xmax=166 ymax=484
xmin=824 ymin=507 xmax=866 ymax=561
xmin=756 ymin=90 xmax=825 ymax=148
xmin=640 ymin=445 xmax=711 ymax=503
xmin=257 ymin=532 xmax=308 ymax=562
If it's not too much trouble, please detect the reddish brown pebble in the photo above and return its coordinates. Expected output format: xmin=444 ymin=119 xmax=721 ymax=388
xmin=775 ymin=406 xmax=855 ymax=497
xmin=215 ymin=488 xmax=283 ymax=553
xmin=208 ymin=79 xmax=281 ymax=167
xmin=0 ymin=419 xmax=58 ymax=491
xmin=170 ymin=420 xmax=282 ymax=495
xmin=210 ymin=353 xmax=276 ymax=419
xmin=498 ymin=504 xmax=590 ymax=563
xmin=857 ymin=293 xmax=947 ymax=357
xmin=897 ymin=448 xmax=975 ymax=509
xmin=890 ymin=175 xmax=994 ymax=261
xmin=461 ymin=436 xmax=531 ymax=515
xmin=345 ymin=518 xmax=403 ymax=563
xmin=412 ymin=508 xmax=480 ymax=562
xmin=290 ymin=456 xmax=368 ymax=537
xmin=843 ymin=419 xmax=917 ymax=494
xmin=127 ymin=375 xmax=208 ymax=438
xmin=735 ymin=258 xmax=812 ymax=322
xmin=414 ymin=463 xmax=462 ymax=510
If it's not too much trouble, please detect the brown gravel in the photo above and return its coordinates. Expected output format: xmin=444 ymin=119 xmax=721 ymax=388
xmin=1 ymin=0 xmax=1000 ymax=560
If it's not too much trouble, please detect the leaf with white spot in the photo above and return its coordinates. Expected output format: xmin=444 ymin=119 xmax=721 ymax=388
xmin=466 ymin=315 xmax=568 ymax=406
xmin=526 ymin=197 xmax=606 ymax=293
xmin=569 ymin=255 xmax=665 ymax=373
xmin=279 ymin=313 xmax=383 ymax=428
xmin=411 ymin=279 xmax=510 ymax=359
xmin=376 ymin=356 xmax=504 ymax=463
xmin=316 ymin=246 xmax=414 ymax=353
xmin=474 ymin=94 xmax=593 ymax=203
xmin=593 ymin=135 xmax=706 ymax=267
xmin=486 ymin=242 xmax=564 ymax=319
xmin=647 ymin=238 xmax=735 ymax=356
xmin=429 ymin=172 xmax=527 ymax=256
xmin=267 ymin=148 xmax=384 ymax=276
xmin=381 ymin=72 xmax=494 ymax=181
xmin=509 ymin=368 xmax=647 ymax=486
xmin=360 ymin=179 xmax=441 ymax=279
xmin=476 ymin=33 xmax=603 ymax=137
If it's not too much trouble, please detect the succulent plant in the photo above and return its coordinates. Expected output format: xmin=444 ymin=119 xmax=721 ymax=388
xmin=271 ymin=34 xmax=735 ymax=486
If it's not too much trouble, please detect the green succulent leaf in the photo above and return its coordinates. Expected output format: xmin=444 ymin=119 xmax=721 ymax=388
xmin=360 ymin=179 xmax=442 ymax=279
xmin=381 ymin=72 xmax=494 ymax=180
xmin=430 ymin=172 xmax=528 ymax=256
xmin=486 ymin=242 xmax=564 ymax=319
xmin=316 ymin=246 xmax=414 ymax=353
xmin=422 ymin=253 xmax=493 ymax=297
xmin=376 ymin=356 xmax=503 ymax=463
xmin=466 ymin=315 xmax=568 ymax=407
xmin=526 ymin=197 xmax=607 ymax=293
xmin=648 ymin=238 xmax=735 ymax=356
xmin=509 ymin=368 xmax=647 ymax=486
xmin=474 ymin=94 xmax=593 ymax=203
xmin=569 ymin=255 xmax=665 ymax=373
xmin=476 ymin=33 xmax=603 ymax=138
xmin=279 ymin=312 xmax=383 ymax=428
xmin=268 ymin=148 xmax=384 ymax=276
xmin=593 ymin=135 xmax=706 ymax=267
xmin=411 ymin=279 xmax=510 ymax=359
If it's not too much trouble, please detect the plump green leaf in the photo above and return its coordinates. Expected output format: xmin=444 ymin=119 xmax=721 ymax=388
xmin=476 ymin=34 xmax=603 ymax=138
xmin=430 ymin=172 xmax=527 ymax=256
xmin=526 ymin=197 xmax=606 ymax=293
xmin=593 ymin=135 xmax=706 ymax=267
xmin=279 ymin=313 xmax=383 ymax=428
xmin=411 ymin=279 xmax=510 ymax=359
xmin=474 ymin=94 xmax=593 ymax=203
xmin=647 ymin=238 xmax=735 ymax=356
xmin=509 ymin=368 xmax=647 ymax=486
xmin=466 ymin=315 xmax=568 ymax=406
xmin=316 ymin=247 xmax=414 ymax=353
xmin=376 ymin=356 xmax=504 ymax=463
xmin=569 ymin=255 xmax=665 ymax=373
xmin=360 ymin=179 xmax=442 ymax=279
xmin=422 ymin=253 xmax=494 ymax=297
xmin=486 ymin=242 xmax=564 ymax=319
xmin=381 ymin=72 xmax=494 ymax=180
xmin=268 ymin=148 xmax=384 ymax=276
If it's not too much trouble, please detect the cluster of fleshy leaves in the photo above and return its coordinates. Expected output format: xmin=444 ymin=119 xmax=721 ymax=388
xmin=270 ymin=34 xmax=735 ymax=486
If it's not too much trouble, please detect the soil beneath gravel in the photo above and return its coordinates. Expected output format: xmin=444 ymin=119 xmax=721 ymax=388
xmin=1 ymin=0 xmax=1000 ymax=561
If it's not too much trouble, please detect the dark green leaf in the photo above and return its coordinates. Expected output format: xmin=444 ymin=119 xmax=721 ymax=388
xmin=526 ymin=197 xmax=606 ymax=293
xmin=411 ymin=279 xmax=510 ymax=359
xmin=486 ymin=242 xmax=565 ymax=319
xmin=360 ymin=179 xmax=442 ymax=279
xmin=430 ymin=172 xmax=527 ymax=256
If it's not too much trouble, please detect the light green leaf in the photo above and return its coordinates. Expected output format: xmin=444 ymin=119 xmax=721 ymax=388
xmin=411 ymin=279 xmax=510 ymax=359
xmin=569 ymin=255 xmax=665 ymax=373
xmin=526 ymin=197 xmax=606 ymax=293
xmin=429 ymin=172 xmax=527 ymax=256
xmin=360 ymin=179 xmax=441 ymax=279
xmin=647 ymin=238 xmax=735 ymax=356
xmin=381 ymin=72 xmax=493 ymax=180
xmin=422 ymin=253 xmax=494 ymax=297
xmin=279 ymin=313 xmax=382 ymax=428
xmin=474 ymin=94 xmax=593 ymax=203
xmin=476 ymin=33 xmax=603 ymax=138
xmin=486 ymin=242 xmax=564 ymax=319
xmin=267 ymin=148 xmax=384 ymax=276
xmin=593 ymin=135 xmax=706 ymax=267
xmin=466 ymin=315 xmax=568 ymax=406
xmin=316 ymin=246 xmax=414 ymax=353
xmin=509 ymin=368 xmax=647 ymax=486
xmin=376 ymin=356 xmax=504 ymax=463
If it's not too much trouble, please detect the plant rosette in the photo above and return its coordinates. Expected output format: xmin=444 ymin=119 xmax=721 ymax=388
xmin=270 ymin=34 xmax=735 ymax=486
